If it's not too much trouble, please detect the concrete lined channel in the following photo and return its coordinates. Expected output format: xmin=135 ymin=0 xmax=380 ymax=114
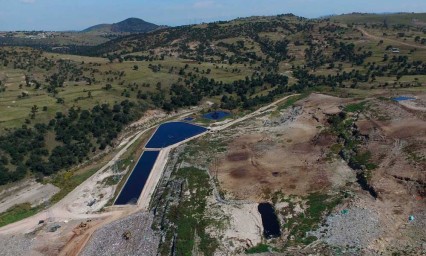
xmin=114 ymin=122 xmax=208 ymax=206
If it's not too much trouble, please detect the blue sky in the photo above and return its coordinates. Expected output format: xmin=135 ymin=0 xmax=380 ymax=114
xmin=1 ymin=0 xmax=426 ymax=31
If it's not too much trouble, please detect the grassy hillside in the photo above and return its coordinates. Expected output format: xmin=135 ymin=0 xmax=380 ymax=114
xmin=331 ymin=12 xmax=426 ymax=27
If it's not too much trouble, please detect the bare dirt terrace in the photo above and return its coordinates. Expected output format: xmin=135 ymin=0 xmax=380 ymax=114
xmin=215 ymin=94 xmax=355 ymax=200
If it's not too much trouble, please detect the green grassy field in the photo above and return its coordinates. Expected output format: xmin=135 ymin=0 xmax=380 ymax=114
xmin=0 ymin=203 xmax=42 ymax=228
xmin=0 ymin=50 xmax=255 ymax=131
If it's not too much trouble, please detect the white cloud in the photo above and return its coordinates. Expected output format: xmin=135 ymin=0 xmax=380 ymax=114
xmin=20 ymin=0 xmax=36 ymax=4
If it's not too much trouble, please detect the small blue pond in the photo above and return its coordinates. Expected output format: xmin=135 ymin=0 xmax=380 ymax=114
xmin=393 ymin=96 xmax=416 ymax=102
xmin=203 ymin=111 xmax=231 ymax=120
xmin=145 ymin=122 xmax=207 ymax=148
xmin=115 ymin=151 xmax=160 ymax=205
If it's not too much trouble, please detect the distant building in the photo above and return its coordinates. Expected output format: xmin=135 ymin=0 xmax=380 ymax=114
xmin=391 ymin=48 xmax=400 ymax=53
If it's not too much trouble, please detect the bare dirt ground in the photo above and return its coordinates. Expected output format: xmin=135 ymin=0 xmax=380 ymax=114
xmin=215 ymin=94 xmax=355 ymax=200
xmin=347 ymin=96 xmax=426 ymax=254
xmin=219 ymin=203 xmax=263 ymax=253
xmin=0 ymin=181 xmax=59 ymax=213
xmin=203 ymin=92 xmax=425 ymax=254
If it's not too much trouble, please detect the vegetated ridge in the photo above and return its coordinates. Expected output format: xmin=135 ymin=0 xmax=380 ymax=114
xmin=82 ymin=18 xmax=160 ymax=33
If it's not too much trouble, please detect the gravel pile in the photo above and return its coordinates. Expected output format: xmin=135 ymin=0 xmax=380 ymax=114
xmin=310 ymin=207 xmax=382 ymax=248
xmin=0 ymin=234 xmax=39 ymax=256
xmin=81 ymin=211 xmax=160 ymax=256
xmin=263 ymin=106 xmax=303 ymax=127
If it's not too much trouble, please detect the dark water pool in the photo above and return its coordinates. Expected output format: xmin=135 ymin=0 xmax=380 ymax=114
xmin=258 ymin=203 xmax=281 ymax=239
xmin=114 ymin=151 xmax=160 ymax=205
xmin=203 ymin=111 xmax=230 ymax=120
xmin=392 ymin=96 xmax=416 ymax=102
xmin=145 ymin=122 xmax=207 ymax=148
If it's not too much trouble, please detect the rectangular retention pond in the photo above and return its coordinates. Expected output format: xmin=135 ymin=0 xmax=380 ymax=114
xmin=145 ymin=122 xmax=207 ymax=149
xmin=115 ymin=151 xmax=160 ymax=205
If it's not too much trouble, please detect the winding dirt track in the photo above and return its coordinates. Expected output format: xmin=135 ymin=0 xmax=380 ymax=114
xmin=356 ymin=27 xmax=426 ymax=50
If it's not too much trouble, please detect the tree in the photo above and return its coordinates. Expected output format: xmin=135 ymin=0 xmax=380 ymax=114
xmin=415 ymin=36 xmax=421 ymax=43
xmin=104 ymin=84 xmax=112 ymax=90
xmin=30 ymin=105 xmax=39 ymax=119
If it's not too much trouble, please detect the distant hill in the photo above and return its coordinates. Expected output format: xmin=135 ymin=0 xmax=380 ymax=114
xmin=82 ymin=18 xmax=160 ymax=33
xmin=330 ymin=12 xmax=426 ymax=27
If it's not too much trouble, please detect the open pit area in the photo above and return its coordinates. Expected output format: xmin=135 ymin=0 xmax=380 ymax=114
xmin=147 ymin=92 xmax=426 ymax=255
xmin=214 ymin=94 xmax=355 ymax=200
xmin=0 ymin=91 xmax=425 ymax=255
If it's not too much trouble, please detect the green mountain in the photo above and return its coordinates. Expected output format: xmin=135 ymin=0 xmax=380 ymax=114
xmin=82 ymin=17 xmax=160 ymax=33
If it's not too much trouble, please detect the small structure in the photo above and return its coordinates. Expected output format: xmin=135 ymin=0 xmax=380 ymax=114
xmin=391 ymin=48 xmax=400 ymax=53
xmin=87 ymin=199 xmax=96 ymax=207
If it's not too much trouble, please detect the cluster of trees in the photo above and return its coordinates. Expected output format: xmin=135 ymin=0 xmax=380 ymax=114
xmin=332 ymin=42 xmax=372 ymax=65
xmin=0 ymin=100 xmax=141 ymax=185
xmin=414 ymin=36 xmax=426 ymax=45
xmin=147 ymin=72 xmax=291 ymax=111
xmin=0 ymin=48 xmax=55 ymax=71
xmin=123 ymin=54 xmax=165 ymax=62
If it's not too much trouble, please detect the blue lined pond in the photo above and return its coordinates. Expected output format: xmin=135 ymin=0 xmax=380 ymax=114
xmin=392 ymin=96 xmax=416 ymax=102
xmin=203 ymin=111 xmax=231 ymax=120
xmin=145 ymin=122 xmax=207 ymax=148
xmin=115 ymin=151 xmax=160 ymax=205
xmin=115 ymin=122 xmax=208 ymax=205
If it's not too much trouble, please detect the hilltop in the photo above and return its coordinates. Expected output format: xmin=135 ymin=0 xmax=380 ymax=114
xmin=82 ymin=18 xmax=160 ymax=33
xmin=330 ymin=12 xmax=426 ymax=27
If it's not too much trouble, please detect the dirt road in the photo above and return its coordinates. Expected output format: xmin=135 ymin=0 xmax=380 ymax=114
xmin=356 ymin=27 xmax=426 ymax=50
xmin=211 ymin=94 xmax=299 ymax=131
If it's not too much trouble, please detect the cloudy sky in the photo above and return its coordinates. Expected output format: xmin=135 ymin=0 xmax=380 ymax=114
xmin=1 ymin=0 xmax=426 ymax=31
